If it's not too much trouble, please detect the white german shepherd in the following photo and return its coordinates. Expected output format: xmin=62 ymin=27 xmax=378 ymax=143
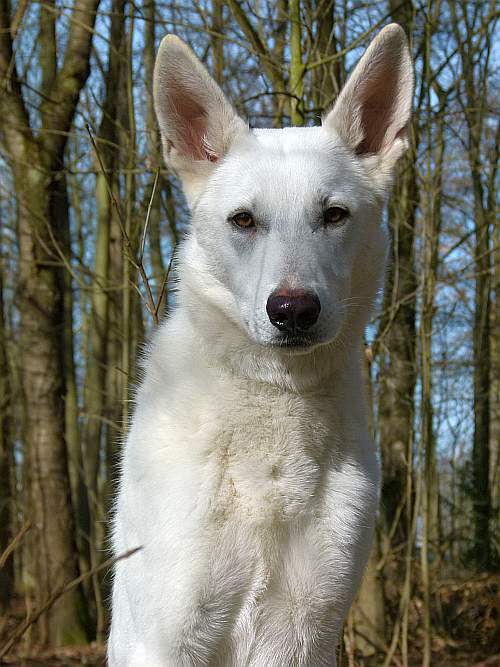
xmin=108 ymin=24 xmax=413 ymax=666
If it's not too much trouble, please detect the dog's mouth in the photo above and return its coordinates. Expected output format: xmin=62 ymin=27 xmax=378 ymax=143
xmin=268 ymin=334 xmax=316 ymax=353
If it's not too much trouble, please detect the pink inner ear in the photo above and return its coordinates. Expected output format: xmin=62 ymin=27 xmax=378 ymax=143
xmin=355 ymin=67 xmax=400 ymax=155
xmin=167 ymin=78 xmax=219 ymax=162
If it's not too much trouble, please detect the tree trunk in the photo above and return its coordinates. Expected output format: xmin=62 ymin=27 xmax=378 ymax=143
xmin=377 ymin=0 xmax=419 ymax=553
xmin=144 ymin=0 xmax=168 ymax=315
xmin=490 ymin=121 xmax=500 ymax=547
xmin=83 ymin=0 xmax=126 ymax=639
xmin=419 ymin=72 xmax=446 ymax=667
xmin=17 ymin=166 xmax=87 ymax=645
xmin=0 ymin=0 xmax=100 ymax=645
xmin=312 ymin=0 xmax=341 ymax=112
xmin=351 ymin=348 xmax=386 ymax=655
xmin=289 ymin=0 xmax=304 ymax=125
xmin=0 ymin=244 xmax=13 ymax=619
xmin=449 ymin=0 xmax=495 ymax=569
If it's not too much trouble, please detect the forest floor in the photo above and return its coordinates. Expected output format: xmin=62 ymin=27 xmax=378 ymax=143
xmin=0 ymin=643 xmax=499 ymax=666
xmin=1 ymin=573 xmax=498 ymax=666
xmin=0 ymin=644 xmax=499 ymax=666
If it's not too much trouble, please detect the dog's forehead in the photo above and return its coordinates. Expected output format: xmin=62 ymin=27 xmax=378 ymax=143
xmin=248 ymin=125 xmax=344 ymax=157
xmin=210 ymin=126 xmax=368 ymax=211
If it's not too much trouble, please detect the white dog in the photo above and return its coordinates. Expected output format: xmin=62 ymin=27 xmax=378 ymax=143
xmin=108 ymin=24 xmax=413 ymax=666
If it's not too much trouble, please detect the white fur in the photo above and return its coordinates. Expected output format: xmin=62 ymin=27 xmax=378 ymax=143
xmin=108 ymin=24 xmax=413 ymax=666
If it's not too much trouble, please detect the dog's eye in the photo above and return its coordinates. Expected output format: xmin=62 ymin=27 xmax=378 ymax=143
xmin=231 ymin=211 xmax=255 ymax=229
xmin=323 ymin=206 xmax=349 ymax=226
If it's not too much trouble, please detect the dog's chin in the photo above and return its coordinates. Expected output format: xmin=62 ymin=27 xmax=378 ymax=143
xmin=263 ymin=334 xmax=324 ymax=356
xmin=245 ymin=322 xmax=339 ymax=356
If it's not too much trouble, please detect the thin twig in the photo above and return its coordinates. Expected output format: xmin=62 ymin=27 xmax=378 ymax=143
xmin=86 ymin=123 xmax=129 ymax=243
xmin=0 ymin=521 xmax=31 ymax=570
xmin=140 ymin=168 xmax=160 ymax=263
xmin=86 ymin=123 xmax=163 ymax=326
xmin=154 ymin=250 xmax=175 ymax=321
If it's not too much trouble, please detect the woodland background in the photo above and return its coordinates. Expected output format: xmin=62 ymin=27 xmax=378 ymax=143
xmin=0 ymin=0 xmax=499 ymax=665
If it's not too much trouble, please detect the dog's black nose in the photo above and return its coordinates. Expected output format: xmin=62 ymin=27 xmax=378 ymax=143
xmin=266 ymin=289 xmax=321 ymax=334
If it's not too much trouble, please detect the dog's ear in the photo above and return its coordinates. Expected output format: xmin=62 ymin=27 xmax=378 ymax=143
xmin=154 ymin=35 xmax=247 ymax=200
xmin=323 ymin=23 xmax=413 ymax=184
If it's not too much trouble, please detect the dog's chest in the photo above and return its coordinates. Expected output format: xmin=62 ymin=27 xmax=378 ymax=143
xmin=127 ymin=372 xmax=377 ymax=665
xmin=201 ymin=389 xmax=333 ymax=525
xmin=193 ymin=387 xmax=376 ymax=665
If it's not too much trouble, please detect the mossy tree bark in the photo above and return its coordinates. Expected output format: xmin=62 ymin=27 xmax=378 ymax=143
xmin=82 ymin=0 xmax=126 ymax=638
xmin=0 ymin=0 xmax=100 ymax=646
xmin=0 ymin=246 xmax=13 ymax=619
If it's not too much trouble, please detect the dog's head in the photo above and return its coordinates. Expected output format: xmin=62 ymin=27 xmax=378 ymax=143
xmin=154 ymin=26 xmax=413 ymax=356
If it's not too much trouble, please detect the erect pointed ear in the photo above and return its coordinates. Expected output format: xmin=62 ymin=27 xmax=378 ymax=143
xmin=153 ymin=35 xmax=248 ymax=200
xmin=323 ymin=24 xmax=414 ymax=183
